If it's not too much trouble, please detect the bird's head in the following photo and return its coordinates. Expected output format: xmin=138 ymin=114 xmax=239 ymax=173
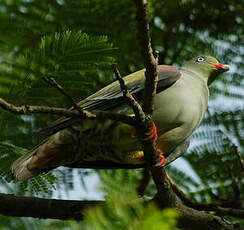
xmin=182 ymin=55 xmax=230 ymax=86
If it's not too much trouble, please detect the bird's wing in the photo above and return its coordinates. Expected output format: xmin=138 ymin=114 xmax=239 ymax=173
xmin=39 ymin=65 xmax=180 ymax=136
xmin=80 ymin=65 xmax=180 ymax=110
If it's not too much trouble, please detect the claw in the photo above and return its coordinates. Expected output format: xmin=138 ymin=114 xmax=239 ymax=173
xmin=157 ymin=148 xmax=167 ymax=166
xmin=159 ymin=154 xmax=167 ymax=166
xmin=146 ymin=122 xmax=158 ymax=140
xmin=130 ymin=122 xmax=158 ymax=140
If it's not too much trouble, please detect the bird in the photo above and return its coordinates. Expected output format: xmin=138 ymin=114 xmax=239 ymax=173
xmin=11 ymin=55 xmax=230 ymax=181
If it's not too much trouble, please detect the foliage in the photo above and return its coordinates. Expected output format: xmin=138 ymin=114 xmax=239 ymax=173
xmin=0 ymin=27 xmax=115 ymax=197
xmin=74 ymin=171 xmax=179 ymax=230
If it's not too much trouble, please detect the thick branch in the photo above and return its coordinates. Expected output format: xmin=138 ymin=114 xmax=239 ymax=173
xmin=151 ymin=167 xmax=178 ymax=207
xmin=1 ymin=192 xmax=243 ymax=229
xmin=134 ymin=0 xmax=158 ymax=115
xmin=0 ymin=193 xmax=103 ymax=220
xmin=151 ymin=168 xmax=244 ymax=230
xmin=134 ymin=0 xmax=159 ymax=167
xmin=176 ymin=203 xmax=244 ymax=230
xmin=137 ymin=168 xmax=150 ymax=196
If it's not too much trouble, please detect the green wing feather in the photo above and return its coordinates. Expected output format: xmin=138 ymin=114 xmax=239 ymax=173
xmin=40 ymin=65 xmax=180 ymax=136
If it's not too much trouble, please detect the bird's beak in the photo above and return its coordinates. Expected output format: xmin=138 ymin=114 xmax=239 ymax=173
xmin=208 ymin=63 xmax=230 ymax=86
xmin=213 ymin=63 xmax=230 ymax=72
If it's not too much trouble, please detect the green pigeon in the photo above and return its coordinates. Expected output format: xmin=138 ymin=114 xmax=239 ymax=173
xmin=11 ymin=55 xmax=230 ymax=181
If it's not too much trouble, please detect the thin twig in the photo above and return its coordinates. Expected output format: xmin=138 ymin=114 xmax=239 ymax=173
xmin=209 ymin=191 xmax=228 ymax=202
xmin=209 ymin=191 xmax=243 ymax=208
xmin=42 ymin=76 xmax=83 ymax=115
xmin=228 ymin=164 xmax=241 ymax=201
xmin=0 ymin=97 xmax=82 ymax=117
xmin=0 ymin=97 xmax=136 ymax=126
xmin=167 ymin=174 xmax=244 ymax=218
xmin=233 ymin=145 xmax=244 ymax=204
xmin=234 ymin=145 xmax=244 ymax=171
xmin=113 ymin=65 xmax=145 ymax=122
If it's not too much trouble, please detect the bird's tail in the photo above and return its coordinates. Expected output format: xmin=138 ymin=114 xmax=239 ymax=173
xmin=11 ymin=132 xmax=75 ymax=181
xmin=11 ymin=149 xmax=43 ymax=181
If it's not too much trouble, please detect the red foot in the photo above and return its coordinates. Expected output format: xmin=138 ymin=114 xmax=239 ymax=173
xmin=147 ymin=122 xmax=158 ymax=140
xmin=157 ymin=148 xmax=167 ymax=166
xmin=130 ymin=122 xmax=158 ymax=140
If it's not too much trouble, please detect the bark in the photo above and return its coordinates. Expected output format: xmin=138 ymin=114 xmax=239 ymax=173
xmin=0 ymin=193 xmax=103 ymax=220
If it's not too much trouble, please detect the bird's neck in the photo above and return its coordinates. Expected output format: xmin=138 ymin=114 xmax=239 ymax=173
xmin=180 ymin=67 xmax=208 ymax=85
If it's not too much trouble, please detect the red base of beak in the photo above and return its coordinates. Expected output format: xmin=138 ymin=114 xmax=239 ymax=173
xmin=213 ymin=63 xmax=224 ymax=70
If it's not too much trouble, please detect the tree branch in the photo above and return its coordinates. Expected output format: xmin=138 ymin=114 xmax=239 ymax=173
xmin=134 ymin=0 xmax=158 ymax=115
xmin=0 ymin=97 xmax=84 ymax=118
xmin=42 ymin=76 xmax=83 ymax=115
xmin=1 ymin=191 xmax=243 ymax=230
xmin=0 ymin=191 xmax=243 ymax=230
xmin=113 ymin=65 xmax=145 ymax=122
xmin=0 ymin=96 xmax=136 ymax=126
xmin=228 ymin=163 xmax=241 ymax=202
xmin=234 ymin=145 xmax=244 ymax=171
xmin=208 ymin=145 xmax=244 ymax=209
xmin=137 ymin=168 xmax=150 ymax=196
xmin=134 ymin=0 xmax=159 ymax=167
xmin=0 ymin=193 xmax=103 ymax=220
xmin=151 ymin=168 xmax=244 ymax=230
xmin=168 ymin=174 xmax=244 ymax=219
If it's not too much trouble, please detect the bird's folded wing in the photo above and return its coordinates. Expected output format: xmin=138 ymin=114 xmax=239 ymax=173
xmin=81 ymin=65 xmax=180 ymax=110
xmin=39 ymin=65 xmax=180 ymax=136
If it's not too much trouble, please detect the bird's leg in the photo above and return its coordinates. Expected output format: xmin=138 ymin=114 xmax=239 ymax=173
xmin=145 ymin=122 xmax=158 ymax=140
xmin=157 ymin=148 xmax=167 ymax=166
xmin=130 ymin=121 xmax=158 ymax=140
xmin=131 ymin=122 xmax=167 ymax=166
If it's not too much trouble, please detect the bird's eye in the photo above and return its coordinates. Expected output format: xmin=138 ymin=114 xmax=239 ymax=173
xmin=196 ymin=56 xmax=205 ymax=62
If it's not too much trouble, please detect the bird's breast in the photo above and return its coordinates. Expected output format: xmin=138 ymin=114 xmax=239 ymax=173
xmin=153 ymin=75 xmax=209 ymax=153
